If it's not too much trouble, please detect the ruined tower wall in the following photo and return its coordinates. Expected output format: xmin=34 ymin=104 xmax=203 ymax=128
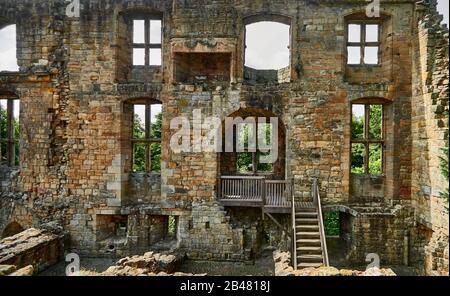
xmin=411 ymin=0 xmax=449 ymax=275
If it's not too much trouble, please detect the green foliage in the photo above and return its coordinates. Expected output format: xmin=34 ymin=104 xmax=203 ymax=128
xmin=132 ymin=111 xmax=162 ymax=173
xmin=351 ymin=143 xmax=365 ymax=174
xmin=236 ymin=123 xmax=273 ymax=174
xmin=0 ymin=106 xmax=20 ymax=165
xmin=324 ymin=211 xmax=340 ymax=236
xmin=352 ymin=114 xmax=364 ymax=140
xmin=167 ymin=216 xmax=177 ymax=237
xmin=351 ymin=105 xmax=382 ymax=175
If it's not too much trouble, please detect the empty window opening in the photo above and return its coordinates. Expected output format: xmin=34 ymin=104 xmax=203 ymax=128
xmin=166 ymin=216 xmax=178 ymax=239
xmin=347 ymin=23 xmax=380 ymax=65
xmin=351 ymin=104 xmax=384 ymax=175
xmin=133 ymin=18 xmax=162 ymax=66
xmin=245 ymin=22 xmax=290 ymax=70
xmin=96 ymin=215 xmax=128 ymax=242
xmin=324 ymin=211 xmax=340 ymax=237
xmin=236 ymin=122 xmax=274 ymax=174
xmin=132 ymin=102 xmax=162 ymax=173
xmin=174 ymin=52 xmax=231 ymax=83
xmin=0 ymin=25 xmax=19 ymax=72
xmin=0 ymin=97 xmax=20 ymax=167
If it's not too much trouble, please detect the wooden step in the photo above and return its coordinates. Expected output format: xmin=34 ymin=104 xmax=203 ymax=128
xmin=296 ymin=232 xmax=320 ymax=236
xmin=296 ymin=225 xmax=319 ymax=230
xmin=298 ymin=262 xmax=323 ymax=269
xmin=297 ymin=254 xmax=323 ymax=261
xmin=296 ymin=212 xmax=317 ymax=217
xmin=297 ymin=239 xmax=321 ymax=244
xmin=297 ymin=246 xmax=322 ymax=252
xmin=295 ymin=218 xmax=318 ymax=224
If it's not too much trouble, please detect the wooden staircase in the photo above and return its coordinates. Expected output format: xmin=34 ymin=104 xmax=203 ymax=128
xmin=292 ymin=179 xmax=329 ymax=270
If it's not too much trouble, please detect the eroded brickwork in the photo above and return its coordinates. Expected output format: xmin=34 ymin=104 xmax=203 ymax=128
xmin=0 ymin=0 xmax=448 ymax=274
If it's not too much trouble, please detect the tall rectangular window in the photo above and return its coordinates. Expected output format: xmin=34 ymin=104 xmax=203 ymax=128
xmin=0 ymin=98 xmax=20 ymax=167
xmin=347 ymin=23 xmax=380 ymax=65
xmin=351 ymin=104 xmax=384 ymax=175
xmin=132 ymin=102 xmax=162 ymax=173
xmin=132 ymin=18 xmax=162 ymax=66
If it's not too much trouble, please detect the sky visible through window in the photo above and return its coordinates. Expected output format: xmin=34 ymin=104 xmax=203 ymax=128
xmin=245 ymin=21 xmax=290 ymax=70
xmin=0 ymin=100 xmax=20 ymax=119
xmin=0 ymin=25 xmax=19 ymax=71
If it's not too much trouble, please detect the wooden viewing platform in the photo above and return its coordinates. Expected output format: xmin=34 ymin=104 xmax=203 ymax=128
xmin=218 ymin=176 xmax=314 ymax=214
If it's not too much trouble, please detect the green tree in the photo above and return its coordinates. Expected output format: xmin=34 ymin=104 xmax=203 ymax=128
xmin=132 ymin=112 xmax=162 ymax=173
xmin=351 ymin=105 xmax=383 ymax=175
xmin=0 ymin=106 xmax=20 ymax=165
xmin=236 ymin=123 xmax=273 ymax=174
xmin=132 ymin=114 xmax=145 ymax=172
xmin=324 ymin=211 xmax=340 ymax=236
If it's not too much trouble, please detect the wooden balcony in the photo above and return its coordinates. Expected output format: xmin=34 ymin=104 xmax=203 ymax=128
xmin=217 ymin=176 xmax=294 ymax=214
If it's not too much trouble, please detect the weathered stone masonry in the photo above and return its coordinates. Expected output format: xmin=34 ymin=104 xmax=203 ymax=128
xmin=0 ymin=0 xmax=448 ymax=275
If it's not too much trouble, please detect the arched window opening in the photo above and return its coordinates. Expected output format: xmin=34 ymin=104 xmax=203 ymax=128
xmin=245 ymin=21 xmax=290 ymax=70
xmin=0 ymin=24 xmax=19 ymax=72
xmin=244 ymin=20 xmax=291 ymax=83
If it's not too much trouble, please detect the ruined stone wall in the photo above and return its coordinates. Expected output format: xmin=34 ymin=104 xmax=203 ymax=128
xmin=0 ymin=0 xmax=446 ymax=266
xmin=0 ymin=228 xmax=64 ymax=274
xmin=347 ymin=205 xmax=414 ymax=266
xmin=411 ymin=0 xmax=449 ymax=276
xmin=179 ymin=201 xmax=247 ymax=261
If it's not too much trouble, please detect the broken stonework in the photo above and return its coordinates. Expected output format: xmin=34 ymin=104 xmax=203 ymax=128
xmin=273 ymin=251 xmax=396 ymax=277
xmin=96 ymin=252 xmax=204 ymax=276
xmin=0 ymin=0 xmax=448 ymax=275
xmin=0 ymin=228 xmax=64 ymax=274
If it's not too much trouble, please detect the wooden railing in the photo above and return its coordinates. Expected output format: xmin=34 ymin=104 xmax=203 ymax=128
xmin=218 ymin=176 xmax=292 ymax=208
xmin=291 ymin=182 xmax=298 ymax=270
xmin=219 ymin=176 xmax=266 ymax=202
xmin=265 ymin=180 xmax=292 ymax=207
xmin=313 ymin=178 xmax=330 ymax=267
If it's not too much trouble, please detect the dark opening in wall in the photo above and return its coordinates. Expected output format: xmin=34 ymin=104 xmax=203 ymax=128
xmin=96 ymin=215 xmax=128 ymax=242
xmin=174 ymin=52 xmax=231 ymax=83
xmin=1 ymin=221 xmax=24 ymax=239
xmin=324 ymin=211 xmax=354 ymax=267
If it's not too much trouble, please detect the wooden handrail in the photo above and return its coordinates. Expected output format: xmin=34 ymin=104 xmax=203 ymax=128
xmin=291 ymin=178 xmax=297 ymax=270
xmin=313 ymin=178 xmax=329 ymax=267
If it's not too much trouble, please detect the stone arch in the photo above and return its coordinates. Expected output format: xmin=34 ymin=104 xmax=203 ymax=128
xmin=1 ymin=221 xmax=24 ymax=239
xmin=323 ymin=205 xmax=359 ymax=217
xmin=243 ymin=13 xmax=292 ymax=26
xmin=242 ymin=13 xmax=292 ymax=82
